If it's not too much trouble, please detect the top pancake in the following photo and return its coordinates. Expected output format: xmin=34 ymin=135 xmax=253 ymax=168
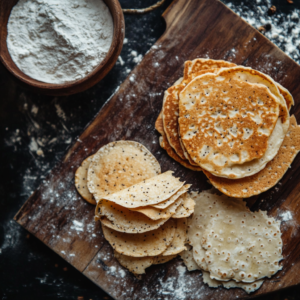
xmin=162 ymin=60 xmax=236 ymax=161
xmin=179 ymin=71 xmax=280 ymax=177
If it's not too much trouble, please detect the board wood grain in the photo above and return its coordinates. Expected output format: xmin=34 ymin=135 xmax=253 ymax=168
xmin=14 ymin=0 xmax=300 ymax=299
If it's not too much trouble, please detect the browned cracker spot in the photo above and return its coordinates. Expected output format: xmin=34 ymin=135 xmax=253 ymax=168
xmin=205 ymin=115 xmax=300 ymax=198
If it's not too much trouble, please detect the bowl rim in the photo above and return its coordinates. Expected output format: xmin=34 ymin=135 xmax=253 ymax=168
xmin=0 ymin=0 xmax=125 ymax=95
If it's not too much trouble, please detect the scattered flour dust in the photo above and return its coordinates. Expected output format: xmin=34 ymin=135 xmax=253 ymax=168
xmin=279 ymin=210 xmax=293 ymax=222
xmin=225 ymin=0 xmax=300 ymax=63
xmin=155 ymin=265 xmax=202 ymax=300
xmin=55 ymin=104 xmax=67 ymax=121
xmin=71 ymin=220 xmax=84 ymax=232
xmin=7 ymin=0 xmax=113 ymax=84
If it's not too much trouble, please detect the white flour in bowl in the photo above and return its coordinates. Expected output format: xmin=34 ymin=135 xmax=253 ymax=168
xmin=7 ymin=0 xmax=114 ymax=84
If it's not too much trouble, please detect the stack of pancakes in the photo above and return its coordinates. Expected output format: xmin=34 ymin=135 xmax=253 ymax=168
xmin=156 ymin=58 xmax=300 ymax=198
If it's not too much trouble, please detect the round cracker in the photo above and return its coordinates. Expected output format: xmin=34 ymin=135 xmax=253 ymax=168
xmin=162 ymin=218 xmax=187 ymax=256
xmin=101 ymin=171 xmax=184 ymax=208
xmin=202 ymin=210 xmax=283 ymax=282
xmin=102 ymin=219 xmax=176 ymax=257
xmin=172 ymin=194 xmax=195 ymax=218
xmin=75 ymin=155 xmax=96 ymax=205
xmin=87 ymin=141 xmax=161 ymax=203
xmin=96 ymin=200 xmax=169 ymax=233
xmin=153 ymin=254 xmax=177 ymax=265
xmin=187 ymin=191 xmax=248 ymax=271
xmin=114 ymin=251 xmax=153 ymax=275
xmin=202 ymin=271 xmax=264 ymax=294
xmin=130 ymin=197 xmax=184 ymax=220
xmin=151 ymin=184 xmax=190 ymax=209
xmin=180 ymin=244 xmax=200 ymax=271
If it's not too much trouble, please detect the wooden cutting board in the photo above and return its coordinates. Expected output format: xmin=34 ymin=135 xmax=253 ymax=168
xmin=14 ymin=0 xmax=300 ymax=299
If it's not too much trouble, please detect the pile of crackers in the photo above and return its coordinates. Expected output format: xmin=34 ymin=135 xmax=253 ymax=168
xmin=180 ymin=190 xmax=283 ymax=293
xmin=156 ymin=58 xmax=300 ymax=198
xmin=75 ymin=141 xmax=195 ymax=275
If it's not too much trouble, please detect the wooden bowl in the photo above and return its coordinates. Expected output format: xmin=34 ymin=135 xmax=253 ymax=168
xmin=0 ymin=0 xmax=125 ymax=96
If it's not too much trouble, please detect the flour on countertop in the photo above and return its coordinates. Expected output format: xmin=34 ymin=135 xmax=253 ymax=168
xmin=279 ymin=210 xmax=293 ymax=222
xmin=7 ymin=0 xmax=113 ymax=84
xmin=225 ymin=0 xmax=300 ymax=63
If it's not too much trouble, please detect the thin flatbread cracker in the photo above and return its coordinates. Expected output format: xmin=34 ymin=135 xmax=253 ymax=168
xmin=114 ymin=251 xmax=154 ymax=275
xmin=130 ymin=197 xmax=184 ymax=220
xmin=181 ymin=245 xmax=264 ymax=294
xmin=222 ymin=278 xmax=264 ymax=294
xmin=162 ymin=218 xmax=187 ymax=256
xmin=75 ymin=154 xmax=96 ymax=204
xmin=202 ymin=271 xmax=222 ymax=288
xmin=87 ymin=141 xmax=160 ymax=203
xmin=101 ymin=171 xmax=184 ymax=208
xmin=202 ymin=271 xmax=264 ymax=294
xmin=102 ymin=219 xmax=176 ymax=257
xmin=153 ymin=255 xmax=177 ymax=265
xmin=180 ymin=244 xmax=200 ymax=271
xmin=96 ymin=201 xmax=169 ymax=233
xmin=205 ymin=115 xmax=300 ymax=198
xmin=187 ymin=191 xmax=248 ymax=271
xmin=202 ymin=210 xmax=283 ymax=283
xmin=152 ymin=185 xmax=190 ymax=209
xmin=162 ymin=60 xmax=235 ymax=162
xmin=172 ymin=194 xmax=195 ymax=218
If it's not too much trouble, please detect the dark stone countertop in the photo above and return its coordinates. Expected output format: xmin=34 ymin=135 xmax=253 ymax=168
xmin=1 ymin=0 xmax=300 ymax=299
